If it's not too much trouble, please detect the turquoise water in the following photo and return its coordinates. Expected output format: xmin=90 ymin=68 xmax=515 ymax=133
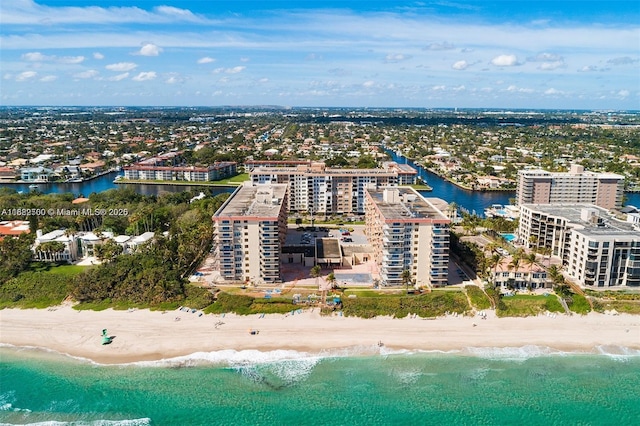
xmin=1 ymin=346 xmax=639 ymax=425
xmin=501 ymin=233 xmax=516 ymax=242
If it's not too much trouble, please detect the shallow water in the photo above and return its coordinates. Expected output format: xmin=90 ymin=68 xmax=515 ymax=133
xmin=1 ymin=345 xmax=639 ymax=425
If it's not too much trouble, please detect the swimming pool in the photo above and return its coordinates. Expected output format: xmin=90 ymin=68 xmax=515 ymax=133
xmin=501 ymin=233 xmax=516 ymax=242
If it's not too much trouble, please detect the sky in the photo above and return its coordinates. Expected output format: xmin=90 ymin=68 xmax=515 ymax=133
xmin=1 ymin=1 xmax=639 ymax=109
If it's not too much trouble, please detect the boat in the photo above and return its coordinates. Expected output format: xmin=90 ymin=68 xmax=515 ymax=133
xmin=28 ymin=184 xmax=38 ymax=189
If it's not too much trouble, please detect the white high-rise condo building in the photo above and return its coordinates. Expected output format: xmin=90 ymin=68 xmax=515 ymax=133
xmin=518 ymin=203 xmax=640 ymax=287
xmin=516 ymin=164 xmax=624 ymax=210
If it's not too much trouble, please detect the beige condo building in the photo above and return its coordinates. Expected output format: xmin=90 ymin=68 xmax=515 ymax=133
xmin=365 ymin=187 xmax=450 ymax=288
xmin=516 ymin=164 xmax=624 ymax=210
xmin=250 ymin=161 xmax=417 ymax=215
xmin=212 ymin=183 xmax=288 ymax=284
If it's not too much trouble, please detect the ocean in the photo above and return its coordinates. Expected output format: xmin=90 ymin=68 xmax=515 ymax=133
xmin=1 ymin=346 xmax=639 ymax=425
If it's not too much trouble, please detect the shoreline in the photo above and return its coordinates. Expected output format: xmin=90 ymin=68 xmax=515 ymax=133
xmin=114 ymin=179 xmax=242 ymax=187
xmin=1 ymin=306 xmax=638 ymax=365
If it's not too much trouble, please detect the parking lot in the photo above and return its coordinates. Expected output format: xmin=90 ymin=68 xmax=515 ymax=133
xmin=285 ymin=224 xmax=369 ymax=246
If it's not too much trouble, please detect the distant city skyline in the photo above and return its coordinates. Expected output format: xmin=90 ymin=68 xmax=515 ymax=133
xmin=1 ymin=1 xmax=638 ymax=109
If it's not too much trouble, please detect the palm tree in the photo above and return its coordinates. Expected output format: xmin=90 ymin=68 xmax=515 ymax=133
xmin=507 ymin=252 xmax=522 ymax=289
xmin=401 ymin=269 xmax=413 ymax=293
xmin=522 ymin=252 xmax=538 ymax=290
xmin=447 ymin=202 xmax=458 ymax=222
xmin=486 ymin=253 xmax=501 ymax=284
xmin=326 ymin=272 xmax=337 ymax=289
xmin=310 ymin=265 xmax=324 ymax=304
xmin=539 ymin=246 xmax=552 ymax=268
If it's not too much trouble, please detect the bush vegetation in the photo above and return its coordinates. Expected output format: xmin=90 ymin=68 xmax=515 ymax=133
xmin=0 ymin=189 xmax=230 ymax=310
xmin=465 ymin=285 xmax=491 ymax=310
xmin=496 ymin=294 xmax=563 ymax=317
xmin=0 ymin=265 xmax=82 ymax=309
xmin=566 ymin=294 xmax=591 ymax=315
xmin=203 ymin=292 xmax=296 ymax=315
xmin=341 ymin=291 xmax=469 ymax=319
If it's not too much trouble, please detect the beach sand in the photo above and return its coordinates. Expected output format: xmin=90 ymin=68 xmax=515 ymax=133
xmin=1 ymin=306 xmax=638 ymax=364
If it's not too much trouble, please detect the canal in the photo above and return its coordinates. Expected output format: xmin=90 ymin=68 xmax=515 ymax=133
xmin=387 ymin=151 xmax=640 ymax=215
xmin=0 ymin=172 xmax=236 ymax=198
xmin=2 ymin=167 xmax=638 ymax=216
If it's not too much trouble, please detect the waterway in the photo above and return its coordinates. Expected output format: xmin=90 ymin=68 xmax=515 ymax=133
xmin=2 ymin=167 xmax=638 ymax=216
xmin=387 ymin=151 xmax=640 ymax=215
xmin=0 ymin=172 xmax=236 ymax=198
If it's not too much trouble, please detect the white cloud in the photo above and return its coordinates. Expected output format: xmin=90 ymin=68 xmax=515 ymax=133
xmin=16 ymin=71 xmax=37 ymax=81
xmin=137 ymin=43 xmax=162 ymax=56
xmin=607 ymin=56 xmax=639 ymax=66
xmin=432 ymin=85 xmax=446 ymax=91
xmin=21 ymin=52 xmax=84 ymax=64
xmin=426 ymin=42 xmax=455 ymax=51
xmin=106 ymin=62 xmax=138 ymax=72
xmin=362 ymin=80 xmax=375 ymax=88
xmin=165 ymin=74 xmax=184 ymax=84
xmin=617 ymin=90 xmax=630 ymax=98
xmin=527 ymin=53 xmax=565 ymax=71
xmin=258 ymin=78 xmax=269 ymax=83
xmin=240 ymin=57 xmax=250 ymax=62
xmin=74 ymin=70 xmax=99 ymax=79
xmin=452 ymin=60 xmax=469 ymax=70
xmin=108 ymin=72 xmax=129 ymax=81
xmin=538 ymin=61 xmax=565 ymax=71
xmin=197 ymin=57 xmax=215 ymax=64
xmin=528 ymin=52 xmax=563 ymax=62
xmin=58 ymin=56 xmax=85 ymax=64
xmin=384 ymin=53 xmax=411 ymax=63
xmin=491 ymin=54 xmax=520 ymax=67
xmin=213 ymin=66 xmax=246 ymax=74
xmin=506 ymin=85 xmax=534 ymax=93
xmin=544 ymin=88 xmax=562 ymax=95
xmin=22 ymin=52 xmax=48 ymax=61
xmin=39 ymin=75 xmax=57 ymax=82
xmin=132 ymin=71 xmax=157 ymax=81
xmin=578 ymin=65 xmax=608 ymax=72
xmin=1 ymin=2 xmax=206 ymax=25
xmin=93 ymin=52 xmax=104 ymax=60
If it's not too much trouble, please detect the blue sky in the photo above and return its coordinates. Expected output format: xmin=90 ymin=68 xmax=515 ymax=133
xmin=1 ymin=1 xmax=639 ymax=109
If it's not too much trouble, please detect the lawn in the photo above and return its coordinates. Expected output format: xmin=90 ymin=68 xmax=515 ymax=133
xmin=213 ymin=173 xmax=250 ymax=185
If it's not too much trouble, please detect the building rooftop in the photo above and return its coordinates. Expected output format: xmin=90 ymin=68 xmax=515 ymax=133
xmin=214 ymin=183 xmax=288 ymax=219
xmin=367 ymin=187 xmax=449 ymax=222
xmin=252 ymin=165 xmax=396 ymax=177
xmin=0 ymin=220 xmax=30 ymax=236
xmin=521 ymin=203 xmax=640 ymax=237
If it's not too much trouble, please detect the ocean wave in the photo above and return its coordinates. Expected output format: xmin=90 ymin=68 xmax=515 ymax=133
xmin=460 ymin=345 xmax=568 ymax=361
xmin=234 ymin=356 xmax=320 ymax=389
xmin=2 ymin=343 xmax=639 ymax=369
xmin=461 ymin=345 xmax=640 ymax=361
xmin=2 ymin=419 xmax=152 ymax=426
xmin=595 ymin=345 xmax=640 ymax=361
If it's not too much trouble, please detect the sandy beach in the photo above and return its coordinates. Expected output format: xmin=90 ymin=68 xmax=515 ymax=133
xmin=1 ymin=306 xmax=639 ymax=364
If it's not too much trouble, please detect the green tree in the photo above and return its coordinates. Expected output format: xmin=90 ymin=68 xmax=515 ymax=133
xmin=401 ymin=269 xmax=413 ymax=293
